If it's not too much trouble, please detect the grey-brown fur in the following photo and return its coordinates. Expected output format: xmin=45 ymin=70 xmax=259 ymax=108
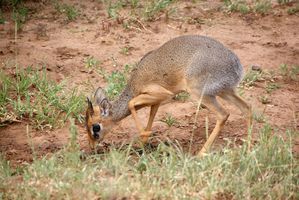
xmin=110 ymin=35 xmax=243 ymax=121
xmin=129 ymin=35 xmax=243 ymax=95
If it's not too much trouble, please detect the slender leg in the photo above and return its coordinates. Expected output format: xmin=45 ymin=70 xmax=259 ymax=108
xmin=198 ymin=95 xmax=229 ymax=157
xmin=219 ymin=90 xmax=253 ymax=149
xmin=145 ymin=104 xmax=160 ymax=131
xmin=128 ymin=85 xmax=173 ymax=143
xmin=219 ymin=90 xmax=252 ymax=129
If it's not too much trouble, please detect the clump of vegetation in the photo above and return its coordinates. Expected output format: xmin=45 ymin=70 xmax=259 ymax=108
xmin=0 ymin=66 xmax=85 ymax=129
xmin=241 ymin=68 xmax=263 ymax=87
xmin=174 ymin=91 xmax=190 ymax=102
xmin=101 ymin=0 xmax=177 ymax=22
xmin=279 ymin=64 xmax=299 ymax=81
xmin=253 ymin=0 xmax=272 ymax=14
xmin=85 ymin=56 xmax=101 ymax=71
xmin=105 ymin=0 xmax=124 ymax=19
xmin=287 ymin=3 xmax=299 ymax=14
xmin=253 ymin=110 xmax=267 ymax=123
xmin=120 ymin=46 xmax=132 ymax=55
xmin=0 ymin=0 xmax=30 ymax=29
xmin=224 ymin=0 xmax=272 ymax=14
xmin=54 ymin=1 xmax=79 ymax=21
xmin=143 ymin=0 xmax=176 ymax=21
xmin=224 ymin=0 xmax=250 ymax=14
xmin=259 ymin=95 xmax=271 ymax=104
xmin=0 ymin=124 xmax=297 ymax=199
xmin=277 ymin=0 xmax=291 ymax=4
xmin=0 ymin=10 xmax=5 ymax=24
xmin=265 ymin=82 xmax=281 ymax=93
xmin=161 ymin=113 xmax=177 ymax=127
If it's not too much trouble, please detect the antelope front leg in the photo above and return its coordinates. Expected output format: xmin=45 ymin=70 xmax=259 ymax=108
xmin=128 ymin=85 xmax=173 ymax=144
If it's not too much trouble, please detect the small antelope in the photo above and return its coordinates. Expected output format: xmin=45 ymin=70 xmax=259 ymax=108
xmin=86 ymin=35 xmax=252 ymax=156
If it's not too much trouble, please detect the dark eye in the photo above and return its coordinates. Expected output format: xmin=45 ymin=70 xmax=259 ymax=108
xmin=92 ymin=124 xmax=101 ymax=132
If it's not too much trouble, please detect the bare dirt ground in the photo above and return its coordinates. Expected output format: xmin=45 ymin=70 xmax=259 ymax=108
xmin=0 ymin=0 xmax=298 ymax=167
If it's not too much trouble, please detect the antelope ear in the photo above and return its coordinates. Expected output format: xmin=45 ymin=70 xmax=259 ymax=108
xmin=94 ymin=87 xmax=107 ymax=105
xmin=86 ymin=97 xmax=94 ymax=116
xmin=94 ymin=87 xmax=111 ymax=117
xmin=100 ymin=99 xmax=112 ymax=117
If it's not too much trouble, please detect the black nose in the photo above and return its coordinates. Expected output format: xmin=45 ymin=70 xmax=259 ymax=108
xmin=92 ymin=124 xmax=101 ymax=133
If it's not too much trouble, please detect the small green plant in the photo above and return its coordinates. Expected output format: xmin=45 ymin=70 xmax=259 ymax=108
xmin=259 ymin=95 xmax=271 ymax=104
xmin=0 ymin=10 xmax=5 ymax=24
xmin=253 ymin=110 xmax=266 ymax=123
xmin=241 ymin=69 xmax=262 ymax=87
xmin=287 ymin=4 xmax=299 ymax=15
xmin=224 ymin=0 xmax=272 ymax=14
xmin=130 ymin=0 xmax=140 ymax=8
xmin=265 ymin=82 xmax=280 ymax=93
xmin=54 ymin=2 xmax=79 ymax=21
xmin=279 ymin=64 xmax=299 ymax=81
xmin=120 ymin=46 xmax=130 ymax=55
xmin=161 ymin=113 xmax=177 ymax=127
xmin=280 ymin=63 xmax=288 ymax=76
xmin=63 ymin=4 xmax=79 ymax=21
xmin=224 ymin=0 xmax=250 ymax=14
xmin=107 ymin=4 xmax=119 ymax=19
xmin=102 ymin=0 xmax=125 ymax=19
xmin=174 ymin=91 xmax=190 ymax=101
xmin=85 ymin=56 xmax=101 ymax=69
xmin=277 ymin=0 xmax=290 ymax=4
xmin=237 ymin=87 xmax=245 ymax=97
xmin=143 ymin=0 xmax=176 ymax=21
xmin=253 ymin=0 xmax=271 ymax=14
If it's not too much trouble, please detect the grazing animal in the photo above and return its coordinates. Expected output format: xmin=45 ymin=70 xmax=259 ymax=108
xmin=85 ymin=35 xmax=252 ymax=156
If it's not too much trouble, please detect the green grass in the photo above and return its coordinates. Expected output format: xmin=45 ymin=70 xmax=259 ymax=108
xmin=53 ymin=1 xmax=79 ymax=21
xmin=224 ymin=0 xmax=250 ymax=14
xmin=277 ymin=0 xmax=291 ymax=4
xmin=101 ymin=0 xmax=176 ymax=22
xmin=0 ymin=10 xmax=5 ymax=24
xmin=0 ymin=66 xmax=85 ymax=129
xmin=161 ymin=113 xmax=177 ymax=127
xmin=288 ymin=3 xmax=299 ymax=15
xmin=265 ymin=82 xmax=281 ymax=93
xmin=224 ymin=0 xmax=272 ymax=14
xmin=85 ymin=56 xmax=101 ymax=70
xmin=0 ymin=124 xmax=297 ymax=199
xmin=241 ymin=68 xmax=263 ymax=87
xmin=280 ymin=64 xmax=299 ymax=81
xmin=143 ymin=0 xmax=176 ymax=21
xmin=253 ymin=110 xmax=267 ymax=123
xmin=259 ymin=95 xmax=271 ymax=104
xmin=174 ymin=91 xmax=190 ymax=102
xmin=120 ymin=46 xmax=131 ymax=55
xmin=253 ymin=0 xmax=272 ymax=14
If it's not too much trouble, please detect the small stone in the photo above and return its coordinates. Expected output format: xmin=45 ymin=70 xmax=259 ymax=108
xmin=251 ymin=65 xmax=262 ymax=72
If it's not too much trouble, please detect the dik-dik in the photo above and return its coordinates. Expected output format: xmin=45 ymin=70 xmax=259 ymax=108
xmin=86 ymin=35 xmax=252 ymax=156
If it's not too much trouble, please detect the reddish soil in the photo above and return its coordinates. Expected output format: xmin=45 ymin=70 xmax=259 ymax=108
xmin=0 ymin=1 xmax=298 ymax=167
